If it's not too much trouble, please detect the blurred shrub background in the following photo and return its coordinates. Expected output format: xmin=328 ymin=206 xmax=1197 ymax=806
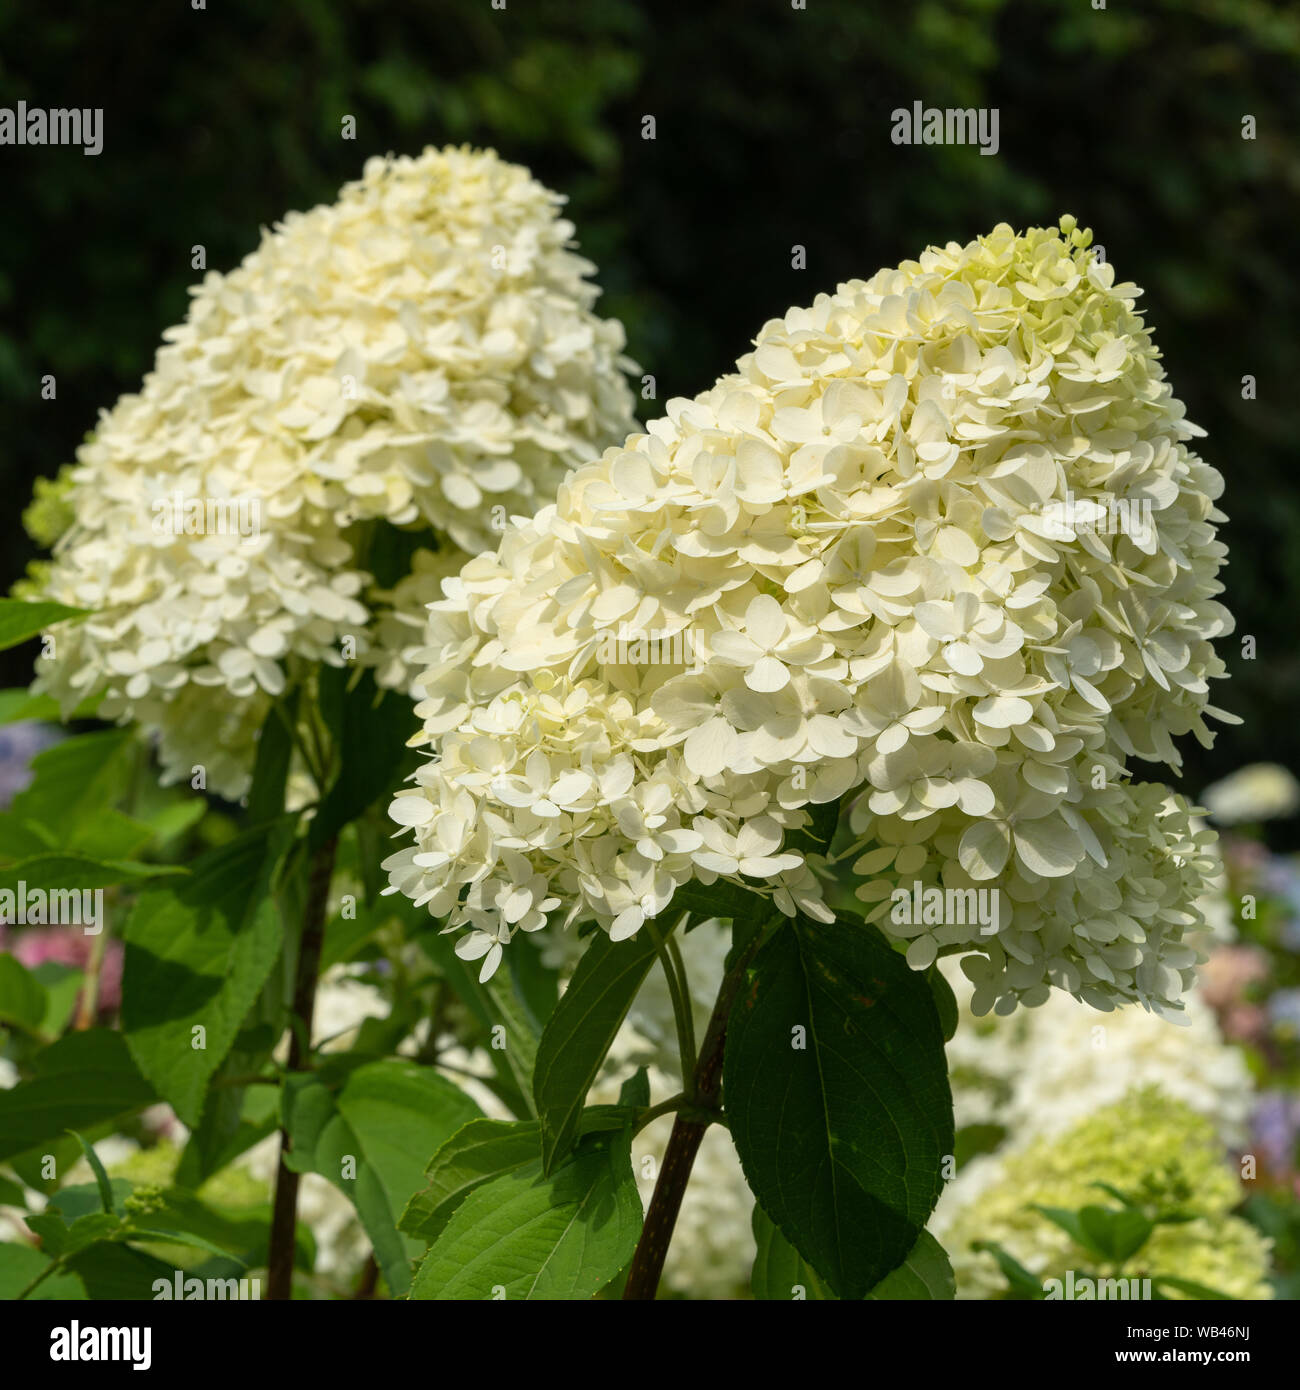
xmin=2 ymin=0 xmax=1297 ymax=837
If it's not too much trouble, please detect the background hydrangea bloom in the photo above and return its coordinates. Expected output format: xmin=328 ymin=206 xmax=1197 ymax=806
xmin=387 ymin=218 xmax=1229 ymax=1016
xmin=30 ymin=146 xmax=636 ymax=798
xmin=941 ymin=959 xmax=1253 ymax=1146
xmin=932 ymin=1088 xmax=1273 ymax=1300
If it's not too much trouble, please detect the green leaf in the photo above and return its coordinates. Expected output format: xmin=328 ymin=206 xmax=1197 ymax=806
xmin=0 ymin=688 xmax=59 ymax=724
xmin=926 ymin=964 xmax=959 ymax=1041
xmin=0 ymin=812 xmax=53 ymax=859
xmin=247 ymin=698 xmax=294 ymax=825
xmin=1150 ymin=1274 xmax=1235 ymax=1300
xmin=64 ymin=809 xmax=156 ymax=861
xmin=122 ymin=820 xmax=295 ymax=1125
xmin=174 ymin=1079 xmax=279 ymax=1189
xmin=0 ymin=953 xmax=48 ymax=1032
xmin=783 ymin=795 xmax=842 ymax=858
xmin=409 ymin=1129 xmax=643 ymax=1300
xmin=0 ymin=687 xmax=101 ymax=726
xmin=282 ymin=1059 xmax=482 ymax=1296
xmin=399 ymin=1118 xmax=542 ymax=1243
xmin=0 ymin=1030 xmax=155 ymax=1163
xmin=1031 ymin=1203 xmax=1092 ymax=1250
xmin=724 ymin=913 xmax=953 ymax=1299
xmin=0 ymin=599 xmax=86 ymax=651
xmin=69 ymin=1130 xmax=116 ymax=1213
xmin=1077 ymin=1203 xmax=1154 ymax=1263
xmin=533 ymin=927 xmax=660 ymax=1172
xmin=619 ymin=1067 xmax=651 ymax=1109
xmin=751 ymin=1210 xmax=953 ymax=1300
xmin=64 ymin=1242 xmax=171 ymax=1300
xmin=310 ymin=670 xmax=416 ymax=852
xmin=25 ymin=1209 xmax=122 ymax=1259
xmin=669 ymin=879 xmax=762 ymax=921
xmin=0 ymin=1242 xmax=86 ymax=1299
xmin=30 ymin=961 xmax=84 ymax=1036
xmin=417 ymin=925 xmax=542 ymax=1118
xmin=751 ymin=1204 xmax=836 ymax=1299
xmin=0 ymin=854 xmax=187 ymax=896
xmin=140 ymin=797 xmax=206 ymax=849
xmin=9 ymin=728 xmax=134 ymax=840
xmin=973 ymin=1240 xmax=1047 ymax=1298
xmin=865 ymin=1231 xmax=954 ymax=1299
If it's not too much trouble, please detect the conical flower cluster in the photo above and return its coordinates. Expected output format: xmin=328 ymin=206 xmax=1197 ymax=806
xmin=32 ymin=146 xmax=636 ymax=796
xmin=386 ymin=219 xmax=1230 ymax=1014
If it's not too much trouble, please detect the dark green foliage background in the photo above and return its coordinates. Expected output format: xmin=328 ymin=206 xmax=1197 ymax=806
xmin=2 ymin=0 xmax=1297 ymax=831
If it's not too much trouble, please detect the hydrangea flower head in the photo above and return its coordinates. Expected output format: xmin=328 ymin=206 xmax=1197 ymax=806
xmin=30 ymin=146 xmax=637 ymax=797
xmin=932 ymin=1088 xmax=1272 ymax=1300
xmin=386 ymin=218 xmax=1231 ymax=1014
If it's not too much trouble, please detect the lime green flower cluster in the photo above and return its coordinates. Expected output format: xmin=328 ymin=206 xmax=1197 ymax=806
xmin=934 ymin=1087 xmax=1272 ymax=1299
xmin=11 ymin=462 xmax=78 ymax=600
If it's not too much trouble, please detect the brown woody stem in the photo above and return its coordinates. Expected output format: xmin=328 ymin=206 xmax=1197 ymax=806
xmin=622 ymin=921 xmax=769 ymax=1300
xmin=265 ymin=834 xmax=337 ymax=1300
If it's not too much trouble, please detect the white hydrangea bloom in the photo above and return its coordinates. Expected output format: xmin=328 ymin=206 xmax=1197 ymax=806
xmin=33 ymin=145 xmax=636 ymax=797
xmin=387 ymin=218 xmax=1230 ymax=1016
xmin=941 ymin=959 xmax=1253 ymax=1146
xmin=1200 ymin=762 xmax=1300 ymax=825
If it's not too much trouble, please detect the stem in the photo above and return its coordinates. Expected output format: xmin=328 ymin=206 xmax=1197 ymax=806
xmin=632 ymin=1092 xmax=689 ymax=1134
xmin=645 ymin=915 xmax=696 ymax=1095
xmin=622 ymin=921 xmax=773 ymax=1300
xmin=265 ymin=834 xmax=337 ymax=1301
xmin=15 ymin=1253 xmax=63 ymax=1300
xmin=74 ymin=917 xmax=109 ymax=1030
xmin=664 ymin=932 xmax=697 ymax=1090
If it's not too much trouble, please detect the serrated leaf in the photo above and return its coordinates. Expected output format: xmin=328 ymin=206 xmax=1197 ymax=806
xmin=9 ymin=728 xmax=134 ymax=840
xmin=864 ymin=1231 xmax=954 ymax=1299
xmin=0 ymin=1030 xmax=155 ymax=1163
xmin=122 ymin=820 xmax=295 ymax=1125
xmin=409 ymin=1129 xmax=642 ymax=1300
xmin=282 ymin=1059 xmax=482 ymax=1295
xmin=25 ymin=1209 xmax=122 ymax=1259
xmin=533 ymin=927 xmax=660 ymax=1172
xmin=399 ymin=1118 xmax=541 ymax=1244
xmin=724 ymin=913 xmax=953 ymax=1299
